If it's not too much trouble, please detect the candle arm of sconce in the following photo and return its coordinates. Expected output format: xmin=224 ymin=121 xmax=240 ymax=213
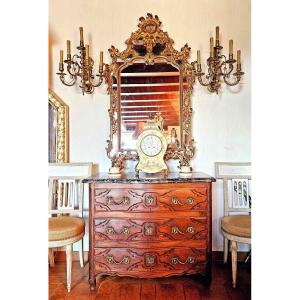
xmin=68 ymin=54 xmax=83 ymax=75
xmin=59 ymin=73 xmax=77 ymax=86
xmin=221 ymin=61 xmax=234 ymax=77
xmin=220 ymin=55 xmax=228 ymax=64
xmin=90 ymin=73 xmax=104 ymax=87
xmin=223 ymin=74 xmax=241 ymax=86
xmin=66 ymin=61 xmax=81 ymax=76
xmin=192 ymin=61 xmax=210 ymax=86
xmin=197 ymin=72 xmax=212 ymax=87
xmin=91 ymin=62 xmax=105 ymax=88
xmin=192 ymin=61 xmax=211 ymax=87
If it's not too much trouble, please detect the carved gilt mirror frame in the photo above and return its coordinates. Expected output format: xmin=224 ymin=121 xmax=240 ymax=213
xmin=48 ymin=90 xmax=69 ymax=163
xmin=105 ymin=14 xmax=196 ymax=169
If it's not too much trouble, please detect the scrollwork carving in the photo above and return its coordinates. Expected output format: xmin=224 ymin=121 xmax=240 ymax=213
xmin=48 ymin=90 xmax=69 ymax=163
xmin=105 ymin=14 xmax=195 ymax=169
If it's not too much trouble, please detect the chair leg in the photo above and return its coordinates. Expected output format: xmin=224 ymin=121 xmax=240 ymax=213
xmin=48 ymin=248 xmax=55 ymax=267
xmin=66 ymin=244 xmax=73 ymax=293
xmin=224 ymin=237 xmax=229 ymax=264
xmin=244 ymin=249 xmax=251 ymax=263
xmin=78 ymin=239 xmax=84 ymax=268
xmin=230 ymin=240 xmax=238 ymax=288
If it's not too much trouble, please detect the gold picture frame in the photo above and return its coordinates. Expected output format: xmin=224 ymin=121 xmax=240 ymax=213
xmin=48 ymin=90 xmax=69 ymax=163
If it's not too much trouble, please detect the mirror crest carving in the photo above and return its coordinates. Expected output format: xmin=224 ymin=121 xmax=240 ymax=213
xmin=105 ymin=13 xmax=195 ymax=170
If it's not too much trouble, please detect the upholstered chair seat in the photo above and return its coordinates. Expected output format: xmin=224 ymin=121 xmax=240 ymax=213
xmin=221 ymin=215 xmax=251 ymax=238
xmin=48 ymin=163 xmax=92 ymax=292
xmin=49 ymin=216 xmax=85 ymax=241
xmin=215 ymin=162 xmax=251 ymax=288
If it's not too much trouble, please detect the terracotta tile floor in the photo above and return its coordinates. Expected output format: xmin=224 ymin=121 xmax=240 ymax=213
xmin=49 ymin=261 xmax=251 ymax=300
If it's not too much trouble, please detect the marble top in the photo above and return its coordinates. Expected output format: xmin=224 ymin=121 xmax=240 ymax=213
xmin=82 ymin=172 xmax=216 ymax=184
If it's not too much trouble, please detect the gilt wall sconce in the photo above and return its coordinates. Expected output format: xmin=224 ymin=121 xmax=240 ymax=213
xmin=56 ymin=27 xmax=105 ymax=95
xmin=193 ymin=26 xmax=245 ymax=94
xmin=56 ymin=21 xmax=244 ymax=95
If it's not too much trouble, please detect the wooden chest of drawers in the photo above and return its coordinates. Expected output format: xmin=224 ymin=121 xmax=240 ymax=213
xmin=84 ymin=173 xmax=215 ymax=291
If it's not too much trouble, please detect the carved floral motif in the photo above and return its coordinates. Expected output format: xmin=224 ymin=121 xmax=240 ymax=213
xmin=105 ymin=13 xmax=196 ymax=169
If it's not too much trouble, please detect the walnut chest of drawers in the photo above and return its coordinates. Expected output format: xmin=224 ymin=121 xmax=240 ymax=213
xmin=83 ymin=172 xmax=215 ymax=291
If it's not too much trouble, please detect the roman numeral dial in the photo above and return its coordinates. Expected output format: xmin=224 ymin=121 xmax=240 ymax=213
xmin=141 ymin=134 xmax=162 ymax=157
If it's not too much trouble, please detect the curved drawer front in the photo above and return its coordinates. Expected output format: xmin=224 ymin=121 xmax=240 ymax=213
xmin=94 ymin=187 xmax=208 ymax=212
xmin=94 ymin=247 xmax=207 ymax=276
xmin=94 ymin=218 xmax=208 ymax=242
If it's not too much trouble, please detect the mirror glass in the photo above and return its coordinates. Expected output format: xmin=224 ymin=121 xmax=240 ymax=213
xmin=119 ymin=60 xmax=181 ymax=150
xmin=48 ymin=103 xmax=57 ymax=163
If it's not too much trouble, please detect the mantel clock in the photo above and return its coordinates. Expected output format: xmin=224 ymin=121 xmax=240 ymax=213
xmin=136 ymin=117 xmax=168 ymax=175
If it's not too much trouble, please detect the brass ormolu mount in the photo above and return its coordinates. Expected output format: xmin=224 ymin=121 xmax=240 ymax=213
xmin=193 ymin=27 xmax=245 ymax=94
xmin=56 ymin=27 xmax=105 ymax=95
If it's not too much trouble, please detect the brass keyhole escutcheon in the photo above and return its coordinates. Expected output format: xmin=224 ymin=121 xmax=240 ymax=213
xmin=144 ymin=224 xmax=155 ymax=236
xmin=145 ymin=194 xmax=155 ymax=206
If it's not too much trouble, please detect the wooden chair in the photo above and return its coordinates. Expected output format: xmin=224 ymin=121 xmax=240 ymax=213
xmin=48 ymin=163 xmax=92 ymax=292
xmin=215 ymin=162 xmax=251 ymax=288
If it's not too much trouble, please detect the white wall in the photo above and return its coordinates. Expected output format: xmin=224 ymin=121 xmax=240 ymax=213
xmin=49 ymin=0 xmax=251 ymax=251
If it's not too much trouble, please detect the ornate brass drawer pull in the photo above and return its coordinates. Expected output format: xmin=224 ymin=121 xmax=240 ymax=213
xmin=171 ymin=256 xmax=195 ymax=265
xmin=171 ymin=197 xmax=195 ymax=205
xmin=171 ymin=225 xmax=195 ymax=234
xmin=106 ymin=226 xmax=130 ymax=235
xmin=106 ymin=196 xmax=130 ymax=205
xmin=106 ymin=255 xmax=130 ymax=265
xmin=186 ymin=197 xmax=194 ymax=205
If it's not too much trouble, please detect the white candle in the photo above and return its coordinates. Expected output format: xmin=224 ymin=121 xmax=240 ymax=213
xmin=210 ymin=37 xmax=214 ymax=57
xmin=197 ymin=50 xmax=200 ymax=65
xmin=229 ymin=40 xmax=233 ymax=55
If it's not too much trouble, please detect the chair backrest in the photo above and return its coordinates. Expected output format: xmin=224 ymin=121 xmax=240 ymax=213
xmin=48 ymin=163 xmax=93 ymax=217
xmin=215 ymin=162 xmax=251 ymax=216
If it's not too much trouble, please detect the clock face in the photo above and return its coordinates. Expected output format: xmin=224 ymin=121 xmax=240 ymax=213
xmin=140 ymin=134 xmax=162 ymax=157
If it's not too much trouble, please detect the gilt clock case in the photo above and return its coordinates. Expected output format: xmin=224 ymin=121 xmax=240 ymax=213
xmin=136 ymin=128 xmax=168 ymax=174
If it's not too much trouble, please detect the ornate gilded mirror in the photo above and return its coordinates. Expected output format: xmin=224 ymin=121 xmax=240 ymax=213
xmin=48 ymin=90 xmax=69 ymax=163
xmin=105 ymin=14 xmax=195 ymax=169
